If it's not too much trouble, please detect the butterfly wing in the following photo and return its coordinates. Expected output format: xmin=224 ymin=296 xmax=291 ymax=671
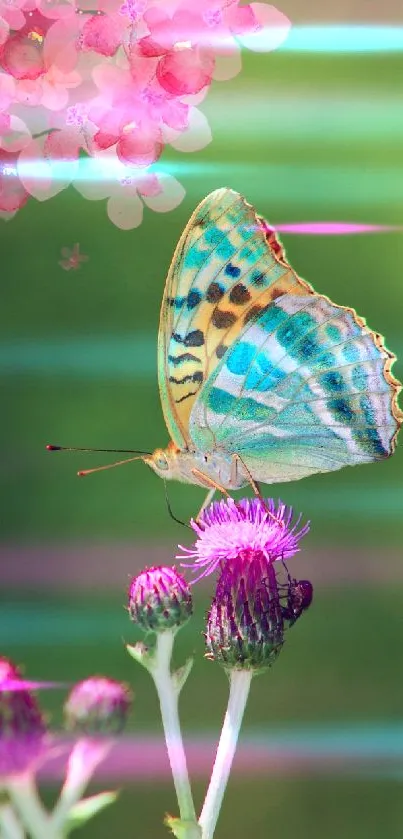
xmin=187 ymin=201 xmax=402 ymax=482
xmin=159 ymin=188 xmax=307 ymax=448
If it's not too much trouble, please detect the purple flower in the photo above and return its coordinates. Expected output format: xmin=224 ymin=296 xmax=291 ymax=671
xmin=178 ymin=498 xmax=311 ymax=672
xmin=179 ymin=497 xmax=309 ymax=582
xmin=0 ymin=657 xmax=46 ymax=778
xmin=128 ymin=565 xmax=192 ymax=633
xmin=64 ymin=677 xmax=132 ymax=735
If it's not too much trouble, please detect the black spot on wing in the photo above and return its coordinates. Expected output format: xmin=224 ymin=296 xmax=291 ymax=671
xmin=187 ymin=290 xmax=202 ymax=310
xmin=169 ymin=372 xmax=203 ymax=385
xmin=212 ymin=310 xmax=237 ymax=329
xmin=216 ymin=344 xmax=227 ymax=359
xmin=206 ymin=282 xmax=225 ymax=303
xmin=225 ymin=262 xmax=241 ymax=278
xmin=229 ymin=283 xmax=251 ymax=305
xmin=168 ymin=352 xmax=200 ymax=366
xmin=172 ymin=330 xmax=205 ymax=347
xmin=251 ymin=272 xmax=265 ymax=286
xmin=175 ymin=390 xmax=198 ymax=404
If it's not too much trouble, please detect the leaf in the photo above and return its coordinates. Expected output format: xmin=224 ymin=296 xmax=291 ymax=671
xmin=66 ymin=791 xmax=119 ymax=831
xmin=172 ymin=657 xmax=194 ymax=695
xmin=164 ymin=815 xmax=202 ymax=839
xmin=126 ymin=641 xmax=155 ymax=670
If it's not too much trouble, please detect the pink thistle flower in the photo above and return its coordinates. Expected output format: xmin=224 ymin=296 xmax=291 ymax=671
xmin=179 ymin=497 xmax=309 ymax=582
xmin=59 ymin=242 xmax=88 ymax=270
xmin=65 ymin=677 xmax=132 ymax=734
xmin=129 ymin=565 xmax=193 ymax=633
xmin=180 ymin=498 xmax=311 ymax=672
xmin=0 ymin=657 xmax=47 ymax=778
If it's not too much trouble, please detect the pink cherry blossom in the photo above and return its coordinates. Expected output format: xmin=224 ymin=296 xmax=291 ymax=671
xmin=78 ymin=13 xmax=122 ymax=57
xmin=0 ymin=0 xmax=27 ymax=32
xmin=0 ymin=147 xmax=29 ymax=210
xmin=74 ymin=153 xmax=185 ymax=229
xmin=0 ymin=1 xmax=291 ymax=228
xmin=17 ymin=133 xmax=77 ymax=200
xmin=157 ymin=45 xmax=214 ymax=96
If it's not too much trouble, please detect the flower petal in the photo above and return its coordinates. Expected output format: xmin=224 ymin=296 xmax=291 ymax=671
xmin=212 ymin=48 xmax=242 ymax=82
xmin=143 ymin=174 xmax=185 ymax=212
xmin=169 ymin=107 xmax=211 ymax=152
xmin=238 ymin=4 xmax=291 ymax=53
xmin=107 ymin=189 xmax=144 ymax=229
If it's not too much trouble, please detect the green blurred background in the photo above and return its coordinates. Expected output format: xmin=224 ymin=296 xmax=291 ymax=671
xmin=1 ymin=4 xmax=403 ymax=837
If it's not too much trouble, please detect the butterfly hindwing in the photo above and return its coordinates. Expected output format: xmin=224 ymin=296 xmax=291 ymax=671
xmin=158 ymin=188 xmax=312 ymax=448
xmin=190 ymin=284 xmax=401 ymax=482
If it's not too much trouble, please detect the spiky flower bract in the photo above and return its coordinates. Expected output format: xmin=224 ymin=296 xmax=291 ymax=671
xmin=64 ymin=677 xmax=132 ymax=735
xmin=0 ymin=657 xmax=46 ymax=777
xmin=128 ymin=565 xmax=192 ymax=633
xmin=179 ymin=498 xmax=311 ymax=672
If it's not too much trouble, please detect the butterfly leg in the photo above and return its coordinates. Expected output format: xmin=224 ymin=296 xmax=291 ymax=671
xmin=191 ymin=469 xmax=229 ymax=521
xmin=232 ymin=453 xmax=261 ymax=497
xmin=198 ymin=487 xmax=216 ymax=518
xmin=233 ymin=453 xmax=284 ymax=528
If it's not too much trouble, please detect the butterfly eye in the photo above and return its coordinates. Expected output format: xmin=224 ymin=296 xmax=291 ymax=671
xmin=154 ymin=450 xmax=169 ymax=471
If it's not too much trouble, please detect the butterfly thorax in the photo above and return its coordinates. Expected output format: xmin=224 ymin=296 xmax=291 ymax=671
xmin=143 ymin=442 xmax=248 ymax=490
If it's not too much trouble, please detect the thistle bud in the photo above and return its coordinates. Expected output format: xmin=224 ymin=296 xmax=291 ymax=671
xmin=206 ymin=560 xmax=285 ymax=672
xmin=128 ymin=566 xmax=192 ymax=633
xmin=0 ymin=657 xmax=46 ymax=777
xmin=64 ymin=677 xmax=132 ymax=735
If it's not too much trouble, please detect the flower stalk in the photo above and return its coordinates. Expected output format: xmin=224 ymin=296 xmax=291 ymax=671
xmin=198 ymin=670 xmax=252 ymax=839
xmin=50 ymin=738 xmax=112 ymax=833
xmin=149 ymin=631 xmax=197 ymax=826
xmin=7 ymin=774 xmax=61 ymax=839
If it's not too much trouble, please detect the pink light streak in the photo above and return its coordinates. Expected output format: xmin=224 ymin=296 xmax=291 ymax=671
xmin=275 ymin=222 xmax=402 ymax=235
xmin=0 ymin=680 xmax=68 ymax=692
xmin=34 ymin=735 xmax=400 ymax=784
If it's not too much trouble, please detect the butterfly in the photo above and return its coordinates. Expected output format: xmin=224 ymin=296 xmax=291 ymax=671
xmin=141 ymin=187 xmax=402 ymax=512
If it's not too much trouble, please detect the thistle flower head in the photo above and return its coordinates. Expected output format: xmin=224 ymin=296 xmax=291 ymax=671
xmin=0 ymin=657 xmax=46 ymax=778
xmin=179 ymin=497 xmax=309 ymax=581
xmin=64 ymin=677 xmax=132 ymax=735
xmin=179 ymin=497 xmax=311 ymax=673
xmin=128 ymin=565 xmax=192 ymax=633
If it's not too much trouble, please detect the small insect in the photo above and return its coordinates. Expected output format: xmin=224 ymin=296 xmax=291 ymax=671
xmin=281 ymin=578 xmax=313 ymax=626
xmin=59 ymin=243 xmax=88 ymax=271
xmin=49 ymin=189 xmax=402 ymax=517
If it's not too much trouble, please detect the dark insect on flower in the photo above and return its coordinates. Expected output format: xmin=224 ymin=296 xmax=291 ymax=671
xmin=281 ymin=578 xmax=313 ymax=627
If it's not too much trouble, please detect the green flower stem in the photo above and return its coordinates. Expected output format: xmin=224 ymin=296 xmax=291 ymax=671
xmin=198 ymin=670 xmax=253 ymax=839
xmin=7 ymin=775 xmax=60 ymax=839
xmin=51 ymin=738 xmax=112 ymax=833
xmin=0 ymin=802 xmax=25 ymax=839
xmin=150 ymin=631 xmax=197 ymax=826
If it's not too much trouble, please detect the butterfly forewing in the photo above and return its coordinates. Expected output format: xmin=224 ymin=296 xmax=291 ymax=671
xmin=159 ymin=188 xmax=312 ymax=448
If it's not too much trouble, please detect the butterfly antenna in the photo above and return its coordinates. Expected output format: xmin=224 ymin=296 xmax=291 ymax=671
xmin=46 ymin=445 xmax=150 ymax=455
xmin=164 ymin=481 xmax=191 ymax=529
xmin=77 ymin=455 xmax=146 ymax=477
xmin=46 ymin=444 xmax=150 ymax=477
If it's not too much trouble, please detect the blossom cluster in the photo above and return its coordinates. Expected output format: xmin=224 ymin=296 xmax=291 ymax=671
xmin=0 ymin=0 xmax=290 ymax=228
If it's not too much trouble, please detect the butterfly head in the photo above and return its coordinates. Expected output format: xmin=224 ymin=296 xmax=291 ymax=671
xmin=143 ymin=442 xmax=183 ymax=482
